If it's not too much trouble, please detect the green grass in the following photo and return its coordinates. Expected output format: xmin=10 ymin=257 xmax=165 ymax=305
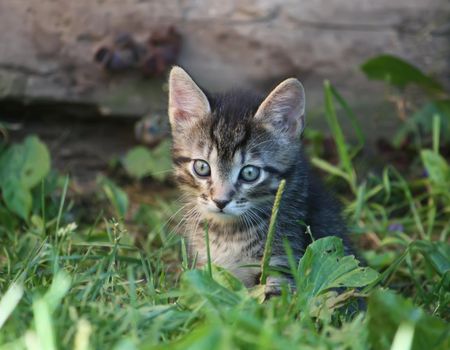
xmin=1 ymin=80 xmax=449 ymax=349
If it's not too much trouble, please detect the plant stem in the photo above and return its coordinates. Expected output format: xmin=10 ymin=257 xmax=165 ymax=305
xmin=432 ymin=114 xmax=440 ymax=153
xmin=204 ymin=222 xmax=212 ymax=278
xmin=260 ymin=179 xmax=286 ymax=285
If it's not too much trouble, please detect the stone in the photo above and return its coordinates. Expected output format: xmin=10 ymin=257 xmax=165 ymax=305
xmin=0 ymin=0 xmax=448 ymax=119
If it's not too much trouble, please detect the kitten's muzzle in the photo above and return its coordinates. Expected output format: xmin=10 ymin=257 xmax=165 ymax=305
xmin=212 ymin=199 xmax=231 ymax=210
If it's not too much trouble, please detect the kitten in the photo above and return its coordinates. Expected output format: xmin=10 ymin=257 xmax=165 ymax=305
xmin=168 ymin=67 xmax=353 ymax=291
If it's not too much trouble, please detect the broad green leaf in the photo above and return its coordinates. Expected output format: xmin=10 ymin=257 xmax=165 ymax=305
xmin=0 ymin=204 xmax=19 ymax=231
xmin=0 ymin=135 xmax=50 ymax=189
xmin=149 ymin=141 xmax=172 ymax=180
xmin=123 ymin=146 xmax=154 ymax=179
xmin=421 ymin=150 xmax=449 ymax=188
xmin=368 ymin=290 xmax=449 ymax=350
xmin=98 ymin=176 xmax=129 ymax=218
xmin=2 ymin=179 xmax=32 ymax=220
xmin=122 ymin=141 xmax=172 ymax=181
xmin=210 ymin=265 xmax=246 ymax=293
xmin=361 ymin=55 xmax=445 ymax=95
xmin=20 ymin=136 xmax=51 ymax=188
xmin=297 ymin=237 xmax=379 ymax=302
xmin=412 ymin=240 xmax=450 ymax=276
xmin=181 ymin=270 xmax=245 ymax=308
xmin=179 ymin=269 xmax=246 ymax=310
xmin=363 ymin=251 xmax=397 ymax=270
xmin=0 ymin=136 xmax=50 ymax=219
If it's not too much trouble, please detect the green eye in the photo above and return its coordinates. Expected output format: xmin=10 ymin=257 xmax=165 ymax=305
xmin=239 ymin=165 xmax=261 ymax=182
xmin=193 ymin=159 xmax=211 ymax=177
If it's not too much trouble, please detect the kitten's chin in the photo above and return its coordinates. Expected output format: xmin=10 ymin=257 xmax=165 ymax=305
xmin=201 ymin=209 xmax=240 ymax=223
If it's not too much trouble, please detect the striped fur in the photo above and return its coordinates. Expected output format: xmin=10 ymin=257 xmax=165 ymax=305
xmin=168 ymin=67 xmax=352 ymax=288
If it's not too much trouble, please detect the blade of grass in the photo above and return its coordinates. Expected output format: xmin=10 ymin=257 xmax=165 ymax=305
xmin=56 ymin=175 xmax=69 ymax=234
xmin=0 ymin=283 xmax=24 ymax=329
xmin=311 ymin=157 xmax=352 ymax=182
xmin=323 ymin=81 xmax=354 ymax=183
xmin=40 ymin=180 xmax=46 ymax=236
xmin=352 ymin=182 xmax=366 ymax=224
xmin=390 ymin=322 xmax=415 ymax=350
xmin=362 ymin=247 xmax=409 ymax=293
xmin=260 ymin=179 xmax=286 ymax=285
xmin=383 ymin=167 xmax=392 ymax=202
xmin=127 ymin=266 xmax=139 ymax=340
xmin=74 ymin=319 xmax=91 ymax=350
xmin=283 ymin=238 xmax=301 ymax=288
xmin=181 ymin=237 xmax=189 ymax=271
xmin=391 ymin=169 xmax=426 ymax=239
xmin=33 ymin=298 xmax=56 ymax=350
xmin=330 ymin=85 xmax=365 ymax=155
xmin=139 ymin=251 xmax=156 ymax=301
xmin=204 ymin=222 xmax=212 ymax=278
xmin=432 ymin=114 xmax=440 ymax=153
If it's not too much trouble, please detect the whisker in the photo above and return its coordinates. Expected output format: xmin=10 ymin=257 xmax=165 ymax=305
xmin=171 ymin=206 xmax=198 ymax=235
xmin=158 ymin=203 xmax=190 ymax=233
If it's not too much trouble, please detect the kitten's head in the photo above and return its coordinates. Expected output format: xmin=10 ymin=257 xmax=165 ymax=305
xmin=168 ymin=67 xmax=305 ymax=224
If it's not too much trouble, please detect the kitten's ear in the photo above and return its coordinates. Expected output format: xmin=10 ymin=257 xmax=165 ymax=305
xmin=254 ymin=78 xmax=305 ymax=137
xmin=168 ymin=66 xmax=211 ymax=127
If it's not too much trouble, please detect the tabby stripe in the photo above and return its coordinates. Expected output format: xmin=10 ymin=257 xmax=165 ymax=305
xmin=240 ymin=149 xmax=246 ymax=165
xmin=207 ymin=143 xmax=213 ymax=159
xmin=264 ymin=164 xmax=296 ymax=178
xmin=173 ymin=156 xmax=191 ymax=165
xmin=263 ymin=166 xmax=282 ymax=174
xmin=176 ymin=169 xmax=198 ymax=188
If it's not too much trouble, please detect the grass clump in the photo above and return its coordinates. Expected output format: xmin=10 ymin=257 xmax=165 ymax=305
xmin=1 ymin=55 xmax=449 ymax=349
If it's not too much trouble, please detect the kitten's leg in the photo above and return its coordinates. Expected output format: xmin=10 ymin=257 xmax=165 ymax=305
xmin=263 ymin=255 xmax=296 ymax=298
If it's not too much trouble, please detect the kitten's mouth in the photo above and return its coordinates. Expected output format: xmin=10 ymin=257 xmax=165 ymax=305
xmin=212 ymin=209 xmax=234 ymax=216
xmin=203 ymin=208 xmax=240 ymax=221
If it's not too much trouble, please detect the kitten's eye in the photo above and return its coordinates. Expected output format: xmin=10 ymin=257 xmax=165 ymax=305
xmin=193 ymin=159 xmax=211 ymax=177
xmin=239 ymin=165 xmax=261 ymax=182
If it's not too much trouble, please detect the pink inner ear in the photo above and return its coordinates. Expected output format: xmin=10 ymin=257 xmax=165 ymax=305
xmin=170 ymin=86 xmax=206 ymax=121
xmin=173 ymin=108 xmax=190 ymax=121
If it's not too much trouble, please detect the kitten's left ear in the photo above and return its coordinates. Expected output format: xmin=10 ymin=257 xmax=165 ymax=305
xmin=254 ymin=78 xmax=305 ymax=137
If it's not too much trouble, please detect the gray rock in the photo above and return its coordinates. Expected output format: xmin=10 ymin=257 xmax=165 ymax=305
xmin=0 ymin=0 xmax=448 ymax=119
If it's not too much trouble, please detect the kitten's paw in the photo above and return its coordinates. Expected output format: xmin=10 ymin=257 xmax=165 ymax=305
xmin=263 ymin=276 xmax=296 ymax=299
xmin=264 ymin=276 xmax=283 ymax=299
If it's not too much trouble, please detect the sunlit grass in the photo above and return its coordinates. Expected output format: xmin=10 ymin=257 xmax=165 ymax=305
xmin=1 ymin=60 xmax=449 ymax=348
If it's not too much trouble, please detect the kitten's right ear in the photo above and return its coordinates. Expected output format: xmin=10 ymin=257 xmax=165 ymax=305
xmin=168 ymin=66 xmax=211 ymax=127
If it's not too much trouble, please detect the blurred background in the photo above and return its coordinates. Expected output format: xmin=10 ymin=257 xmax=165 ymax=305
xmin=0 ymin=0 xmax=449 ymax=189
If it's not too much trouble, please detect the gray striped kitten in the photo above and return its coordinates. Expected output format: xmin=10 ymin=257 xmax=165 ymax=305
xmin=168 ymin=67 xmax=352 ymax=291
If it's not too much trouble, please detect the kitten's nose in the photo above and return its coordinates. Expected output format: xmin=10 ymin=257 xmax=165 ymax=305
xmin=213 ymin=199 xmax=231 ymax=210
